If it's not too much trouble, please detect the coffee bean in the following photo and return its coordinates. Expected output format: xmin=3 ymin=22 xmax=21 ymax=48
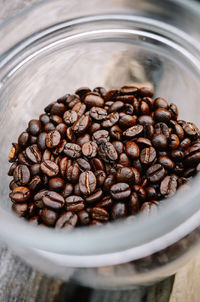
xmin=158 ymin=156 xmax=174 ymax=170
xmin=154 ymin=97 xmax=168 ymax=109
xmin=103 ymin=174 xmax=115 ymax=192
xmin=50 ymin=115 xmax=63 ymax=125
xmin=9 ymin=180 xmax=18 ymax=190
xmin=180 ymin=138 xmax=191 ymax=150
xmin=146 ymin=164 xmax=165 ymax=183
xmin=111 ymin=203 xmax=127 ymax=220
xmin=119 ymin=153 xmax=131 ymax=166
xmin=92 ymin=130 xmax=110 ymax=144
xmin=173 ymin=123 xmax=184 ymax=140
xmin=138 ymin=115 xmax=154 ymax=125
xmin=65 ymin=195 xmax=84 ymax=212
xmin=152 ymin=134 xmax=168 ymax=151
xmin=155 ymin=122 xmax=170 ymax=138
xmin=93 ymin=86 xmax=107 ymax=97
xmin=170 ymin=150 xmax=184 ymax=161
xmin=108 ymin=101 xmax=124 ymax=113
xmin=132 ymin=185 xmax=146 ymax=201
xmin=110 ymin=125 xmax=123 ymax=140
xmin=104 ymin=89 xmax=119 ymax=101
xmin=29 ymin=175 xmax=42 ymax=191
xmin=55 ymin=212 xmax=78 ymax=228
xmin=140 ymin=202 xmax=158 ymax=215
xmin=123 ymin=125 xmax=143 ymax=138
xmin=75 ymin=158 xmax=91 ymax=172
xmin=110 ymin=183 xmax=131 ymax=200
xmin=76 ymin=87 xmax=91 ymax=98
xmin=72 ymin=115 xmax=90 ymax=134
xmin=8 ymin=143 xmax=20 ymax=162
xmin=136 ymin=137 xmax=152 ymax=148
xmin=46 ymin=130 xmax=61 ymax=148
xmin=79 ymin=171 xmax=96 ymax=195
xmin=63 ymin=110 xmax=78 ymax=125
xmin=125 ymin=141 xmax=140 ymax=159
xmin=42 ymin=191 xmax=64 ymax=209
xmin=8 ymin=162 xmax=18 ymax=176
xmin=48 ymin=177 xmax=65 ymax=191
xmin=183 ymin=122 xmax=199 ymax=137
xmin=169 ymin=103 xmax=178 ymax=120
xmin=72 ymin=102 xmax=86 ymax=116
xmin=101 ymin=112 xmax=119 ymax=128
xmin=12 ymin=203 xmax=28 ymax=217
xmin=28 ymin=120 xmax=42 ymax=136
xmin=140 ymin=147 xmax=156 ymax=165
xmin=18 ymin=132 xmax=29 ymax=148
xmin=97 ymin=196 xmax=113 ymax=208
xmin=78 ymin=210 xmax=90 ymax=225
xmin=123 ymin=103 xmax=134 ymax=114
xmin=13 ymin=165 xmax=30 ymax=185
xmin=94 ymin=170 xmax=106 ymax=187
xmin=112 ymin=141 xmax=124 ymax=154
xmin=25 ymin=144 xmax=42 ymax=164
xmin=76 ymin=134 xmax=91 ymax=147
xmin=116 ymin=167 xmax=134 ymax=184
xmin=146 ymin=186 xmax=157 ymax=200
xmin=98 ymin=142 xmax=118 ymax=162
xmin=50 ymin=102 xmax=66 ymax=116
xmin=90 ymin=107 xmax=107 ymax=120
xmin=40 ymin=113 xmax=50 ymax=124
xmin=29 ymin=135 xmax=37 ymax=145
xmin=184 ymin=145 xmax=200 ymax=167
xmin=169 ymin=134 xmax=180 ymax=149
xmin=154 ymin=108 xmax=171 ymax=123
xmin=74 ymin=183 xmax=81 ymax=196
xmin=160 ymin=175 xmax=178 ymax=197
xmin=44 ymin=122 xmax=55 ymax=133
xmin=85 ymin=189 xmax=103 ymax=204
xmin=62 ymin=183 xmax=73 ymax=198
xmin=41 ymin=160 xmax=59 ymax=177
xmin=40 ymin=208 xmax=58 ymax=226
xmin=88 ymin=122 xmax=101 ymax=134
xmin=84 ymin=93 xmax=104 ymax=107
xmin=64 ymin=143 xmax=81 ymax=158
xmin=129 ymin=192 xmax=140 ymax=214
xmin=143 ymin=124 xmax=154 ymax=138
xmin=91 ymin=207 xmax=109 ymax=221
xmin=37 ymin=132 xmax=47 ymax=150
xmin=119 ymin=114 xmax=136 ymax=129
xmin=66 ymin=164 xmax=80 ymax=183
xmin=91 ymin=158 xmax=105 ymax=171
xmin=82 ymin=141 xmax=98 ymax=158
xmin=10 ymin=186 xmax=30 ymax=202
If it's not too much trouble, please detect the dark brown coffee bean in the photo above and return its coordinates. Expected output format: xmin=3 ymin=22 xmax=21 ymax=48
xmin=12 ymin=203 xmax=28 ymax=217
xmin=154 ymin=108 xmax=171 ymax=123
xmin=9 ymin=180 xmax=18 ymax=190
xmin=138 ymin=115 xmax=154 ymax=125
xmin=75 ymin=87 xmax=91 ymax=98
xmin=85 ymin=189 xmax=103 ymax=204
xmin=108 ymin=101 xmax=124 ymax=113
xmin=91 ymin=207 xmax=109 ymax=222
xmin=88 ymin=122 xmax=101 ymax=134
xmin=77 ymin=210 xmax=90 ymax=225
xmin=101 ymin=112 xmax=119 ymax=128
xmin=65 ymin=195 xmax=84 ymax=212
xmin=146 ymin=186 xmax=157 ymax=200
xmin=112 ymin=141 xmax=124 ymax=154
xmin=50 ymin=115 xmax=63 ymax=125
xmin=48 ymin=177 xmax=65 ymax=191
xmin=129 ymin=192 xmax=140 ymax=214
xmin=8 ymin=162 xmax=18 ymax=176
xmin=93 ymin=86 xmax=107 ymax=97
xmin=92 ymin=130 xmax=110 ymax=144
xmin=183 ymin=122 xmax=198 ymax=137
xmin=82 ymin=141 xmax=98 ymax=158
xmin=169 ymin=103 xmax=178 ymax=120
xmin=184 ymin=145 xmax=200 ymax=167
xmin=9 ymin=186 xmax=30 ymax=202
xmin=146 ymin=164 xmax=165 ymax=183
xmin=152 ymin=134 xmax=168 ymax=150
xmin=155 ymin=122 xmax=170 ymax=138
xmin=59 ymin=157 xmax=72 ymax=178
xmin=140 ymin=202 xmax=158 ymax=215
xmin=74 ymin=183 xmax=80 ymax=196
xmin=97 ymin=196 xmax=113 ymax=208
xmin=13 ymin=165 xmax=30 ymax=185
xmin=53 ymin=139 xmax=66 ymax=155
xmin=158 ymin=156 xmax=174 ymax=170
xmin=40 ymin=208 xmax=58 ymax=226
xmin=120 ymin=85 xmax=138 ymax=95
xmin=63 ymin=110 xmax=78 ymax=125
xmin=169 ymin=134 xmax=180 ymax=149
xmin=110 ymin=183 xmax=131 ymax=200
xmin=136 ymin=137 xmax=152 ymax=148
xmin=75 ymin=158 xmax=91 ymax=172
xmin=18 ymin=132 xmax=29 ymax=148
xmin=84 ymin=93 xmax=104 ymax=107
xmin=94 ymin=170 xmax=106 ymax=187
xmin=119 ymin=153 xmax=131 ymax=166
xmin=119 ymin=115 xmax=136 ymax=129
xmin=55 ymin=212 xmax=78 ymax=229
xmin=183 ymin=167 xmax=196 ymax=178
xmin=41 ymin=160 xmax=59 ymax=177
xmin=180 ymin=138 xmax=191 ymax=150
xmin=140 ymin=147 xmax=156 ymax=165
xmin=154 ymin=97 xmax=168 ymax=109
xmin=79 ymin=171 xmax=96 ymax=195
xmin=143 ymin=124 xmax=154 ymax=138
xmin=24 ymin=144 xmax=41 ymax=163
xmin=123 ymin=125 xmax=143 ymax=138
xmin=8 ymin=143 xmax=20 ymax=162
xmin=63 ymin=143 xmax=81 ymax=158
xmin=125 ymin=141 xmax=140 ymax=159
xmin=42 ymin=149 xmax=54 ymax=162
xmin=72 ymin=102 xmax=86 ymax=117
xmin=72 ymin=115 xmax=90 ymax=134
xmin=116 ymin=167 xmax=134 ymax=184
xmin=42 ymin=191 xmax=64 ymax=209
xmin=91 ymin=158 xmax=105 ymax=171
xmin=28 ymin=120 xmax=42 ymax=136
xmin=111 ymin=203 xmax=127 ymax=220
xmin=90 ymin=107 xmax=107 ymax=121
xmin=39 ymin=113 xmax=50 ymax=124
xmin=160 ymin=175 xmax=178 ymax=197
xmin=29 ymin=135 xmax=37 ymax=145
xmin=174 ymin=123 xmax=184 ymax=140
xmin=102 ymin=174 xmax=114 ymax=192
xmin=50 ymin=102 xmax=66 ymax=116
xmin=132 ymin=185 xmax=146 ymax=201
xmin=29 ymin=175 xmax=42 ymax=191
xmin=98 ymin=142 xmax=118 ymax=162
xmin=104 ymin=89 xmax=119 ymax=102
xmin=65 ymin=94 xmax=80 ymax=107
xmin=44 ymin=122 xmax=55 ymax=133
xmin=66 ymin=164 xmax=80 ymax=183
xmin=46 ymin=130 xmax=61 ymax=148
xmin=37 ymin=132 xmax=47 ymax=150
xmin=139 ymin=87 xmax=153 ymax=97
xmin=170 ymin=150 xmax=184 ymax=161
xmin=110 ymin=125 xmax=123 ymax=140
xmin=55 ymin=123 xmax=67 ymax=137
xmin=62 ymin=183 xmax=73 ymax=198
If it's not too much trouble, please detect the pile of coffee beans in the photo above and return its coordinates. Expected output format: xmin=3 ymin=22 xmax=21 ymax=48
xmin=8 ymin=86 xmax=200 ymax=228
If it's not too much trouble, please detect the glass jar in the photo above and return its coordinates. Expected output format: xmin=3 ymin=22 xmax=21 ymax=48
xmin=0 ymin=0 xmax=200 ymax=289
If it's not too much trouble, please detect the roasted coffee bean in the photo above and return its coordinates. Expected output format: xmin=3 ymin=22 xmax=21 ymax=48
xmin=55 ymin=211 xmax=78 ymax=228
xmin=56 ymin=123 xmax=67 ymax=137
xmin=110 ymin=183 xmax=131 ymax=200
xmin=140 ymin=202 xmax=158 ymax=215
xmin=76 ymin=87 xmax=91 ymax=98
xmin=90 ymin=107 xmax=107 ymax=120
xmin=91 ymin=158 xmax=105 ymax=171
xmin=84 ymin=93 xmax=104 ymax=107
xmin=9 ymin=143 xmax=20 ymax=162
xmin=9 ymin=180 xmax=18 ymax=190
xmin=183 ymin=122 xmax=199 ymax=137
xmin=41 ymin=160 xmax=59 ymax=177
xmin=79 ymin=171 xmax=96 ymax=195
xmin=110 ymin=125 xmax=123 ymax=140
xmin=44 ymin=122 xmax=55 ymax=133
xmin=123 ymin=125 xmax=143 ymax=138
xmin=146 ymin=186 xmax=157 ymax=200
xmin=28 ymin=120 xmax=42 ymax=136
xmin=116 ymin=167 xmax=134 ymax=184
xmin=82 ymin=141 xmax=98 ymax=158
xmin=154 ymin=122 xmax=170 ymax=138
xmin=112 ymin=141 xmax=124 ymax=154
xmin=170 ymin=150 xmax=184 ymax=161
xmin=158 ymin=156 xmax=174 ymax=170
xmin=120 ymin=85 xmax=138 ymax=95
xmin=154 ymin=97 xmax=168 ymax=109
xmin=66 ymin=127 xmax=75 ymax=142
xmin=66 ymin=164 xmax=80 ymax=183
xmin=140 ymin=147 xmax=156 ymax=165
xmin=111 ymin=203 xmax=127 ymax=220
xmin=119 ymin=115 xmax=136 ymax=129
xmin=152 ymin=134 xmax=168 ymax=151
xmin=18 ymin=132 xmax=29 ymax=148
xmin=103 ymin=174 xmax=115 ymax=192
xmin=101 ymin=112 xmax=119 ymax=128
xmin=146 ymin=164 xmax=165 ymax=183
xmin=74 ymin=183 xmax=81 ymax=196
xmin=48 ymin=177 xmax=65 ymax=191
xmin=138 ymin=115 xmax=154 ymax=125
xmin=123 ymin=103 xmax=134 ymax=114
xmin=173 ymin=123 xmax=184 ymax=140
xmin=65 ymin=195 xmax=84 ymax=212
xmin=63 ymin=110 xmax=78 ymax=125
xmin=169 ymin=134 xmax=180 ymax=149
xmin=136 ymin=137 xmax=152 ymax=148
xmin=98 ymin=141 xmax=118 ymax=162
xmin=28 ymin=175 xmax=42 ymax=191
xmin=64 ymin=143 xmax=81 ymax=158
xmin=92 ymin=130 xmax=110 ymax=144
xmin=75 ymin=158 xmax=91 ymax=171
xmin=85 ymin=189 xmax=103 ymax=204
xmin=104 ymin=89 xmax=119 ymax=101
xmin=72 ymin=102 xmax=86 ymax=116
xmin=10 ymin=186 xmax=30 ymax=202
xmin=37 ymin=132 xmax=47 ymax=150
xmin=132 ymin=185 xmax=146 ymax=202
xmin=8 ymin=162 xmax=18 ymax=176
xmin=72 ymin=115 xmax=90 ymax=134
xmin=184 ymin=145 xmax=200 ymax=167
xmin=42 ymin=149 xmax=54 ymax=161
xmin=139 ymin=87 xmax=153 ymax=97
xmin=40 ymin=208 xmax=58 ymax=226
xmin=46 ymin=130 xmax=61 ymax=148
xmin=125 ymin=141 xmax=140 ymax=159
xmin=88 ymin=122 xmax=101 ymax=134
xmin=42 ymin=191 xmax=64 ymax=209
xmin=108 ymin=101 xmax=124 ymax=113
xmin=76 ymin=134 xmax=91 ymax=147
xmin=169 ymin=103 xmax=178 ymax=120
xmin=129 ymin=192 xmax=140 ymax=214
xmin=97 ymin=196 xmax=113 ymax=208
xmin=13 ymin=165 xmax=30 ymax=185
xmin=93 ymin=86 xmax=107 ymax=97
xmin=143 ymin=124 xmax=154 ymax=138
xmin=62 ymin=183 xmax=73 ymax=198
xmin=18 ymin=152 xmax=30 ymax=166
xmin=160 ymin=175 xmax=178 ymax=197
xmin=39 ymin=113 xmax=50 ymax=124
xmin=91 ymin=207 xmax=109 ymax=221
xmin=12 ymin=203 xmax=28 ymax=217
xmin=94 ymin=170 xmax=106 ymax=187
xmin=180 ymin=138 xmax=191 ymax=150
xmin=29 ymin=135 xmax=37 ymax=145
xmin=183 ymin=168 xmax=196 ymax=178
xmin=154 ymin=108 xmax=171 ymax=123
xmin=50 ymin=115 xmax=63 ymax=125
xmin=65 ymin=94 xmax=80 ymax=107
xmin=25 ymin=144 xmax=42 ymax=163
xmin=50 ymin=102 xmax=66 ymax=116
xmin=78 ymin=210 xmax=90 ymax=225
xmin=119 ymin=153 xmax=131 ymax=166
